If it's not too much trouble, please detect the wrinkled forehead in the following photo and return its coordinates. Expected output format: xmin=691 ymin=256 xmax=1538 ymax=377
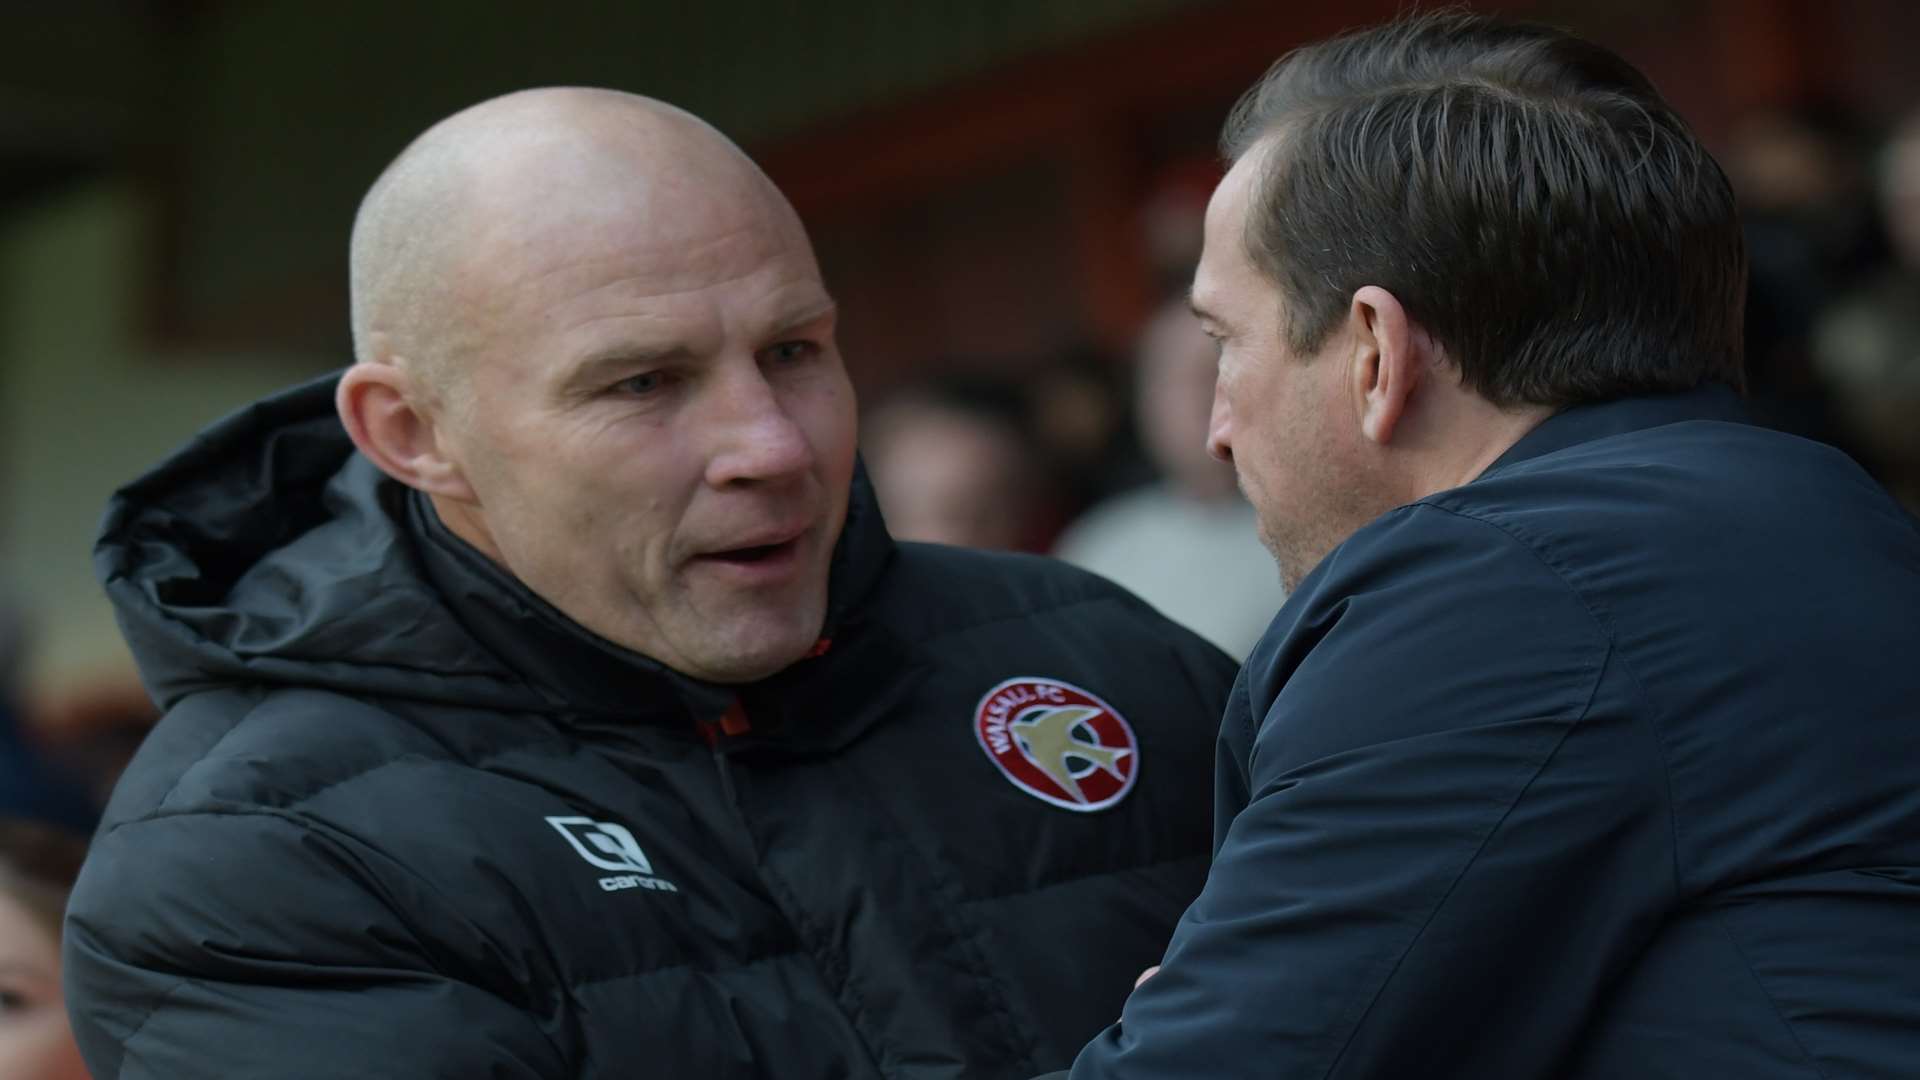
xmin=434 ymin=169 xmax=823 ymax=375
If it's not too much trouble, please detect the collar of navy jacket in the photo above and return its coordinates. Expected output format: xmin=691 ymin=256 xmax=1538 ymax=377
xmin=1480 ymin=382 xmax=1751 ymax=480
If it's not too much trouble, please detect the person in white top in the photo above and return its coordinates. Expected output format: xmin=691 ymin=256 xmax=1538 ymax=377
xmin=1054 ymin=298 xmax=1285 ymax=659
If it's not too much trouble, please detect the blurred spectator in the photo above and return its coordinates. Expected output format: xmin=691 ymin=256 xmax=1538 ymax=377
xmin=0 ymin=581 xmax=157 ymax=807
xmin=0 ymin=817 xmax=90 ymax=1080
xmin=0 ymin=607 xmax=94 ymax=1080
xmin=1725 ymin=104 xmax=1884 ymax=446
xmin=29 ymin=685 xmax=159 ymax=811
xmin=1814 ymin=109 xmax=1920 ymax=512
xmin=1054 ymin=299 xmax=1285 ymax=659
xmin=1025 ymin=349 xmax=1155 ymax=520
xmin=1139 ymin=159 xmax=1220 ymax=298
xmin=862 ymin=375 xmax=1052 ymax=550
xmin=1882 ymin=113 xmax=1920 ymax=268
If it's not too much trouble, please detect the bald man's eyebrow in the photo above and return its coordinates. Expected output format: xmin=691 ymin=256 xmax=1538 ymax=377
xmin=766 ymin=297 xmax=837 ymax=337
xmin=563 ymin=344 xmax=690 ymax=393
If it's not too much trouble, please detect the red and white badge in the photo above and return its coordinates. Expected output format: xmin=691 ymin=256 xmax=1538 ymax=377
xmin=974 ymin=676 xmax=1139 ymax=812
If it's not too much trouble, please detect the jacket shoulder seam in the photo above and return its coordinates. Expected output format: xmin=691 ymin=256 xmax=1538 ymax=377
xmin=1407 ymin=500 xmax=1685 ymax=896
xmin=139 ymin=690 xmax=279 ymax=818
xmin=1322 ymin=658 xmax=1609 ymax=1077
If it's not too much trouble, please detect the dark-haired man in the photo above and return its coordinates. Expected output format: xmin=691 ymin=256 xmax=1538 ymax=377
xmin=65 ymin=89 xmax=1235 ymax=1078
xmin=1056 ymin=13 xmax=1920 ymax=1079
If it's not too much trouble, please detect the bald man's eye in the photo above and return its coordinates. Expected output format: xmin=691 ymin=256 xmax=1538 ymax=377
xmin=614 ymin=371 xmax=667 ymax=396
xmin=764 ymin=340 xmax=820 ymax=366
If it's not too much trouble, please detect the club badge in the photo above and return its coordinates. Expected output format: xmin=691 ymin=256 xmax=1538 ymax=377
xmin=974 ymin=676 xmax=1138 ymax=812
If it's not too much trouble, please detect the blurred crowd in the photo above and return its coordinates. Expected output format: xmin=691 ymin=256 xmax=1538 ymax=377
xmin=1733 ymin=103 xmax=1920 ymax=509
xmin=0 ymin=596 xmax=93 ymax=1079
xmin=3 ymin=90 xmax=1919 ymax=1078
xmin=863 ymin=293 xmax=1286 ymax=662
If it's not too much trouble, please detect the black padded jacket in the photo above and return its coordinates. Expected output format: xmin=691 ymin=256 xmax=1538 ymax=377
xmin=66 ymin=374 xmax=1236 ymax=1079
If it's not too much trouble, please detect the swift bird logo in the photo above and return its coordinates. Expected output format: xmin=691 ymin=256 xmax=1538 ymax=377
xmin=974 ymin=677 xmax=1139 ymax=812
xmin=1010 ymin=706 xmax=1133 ymax=805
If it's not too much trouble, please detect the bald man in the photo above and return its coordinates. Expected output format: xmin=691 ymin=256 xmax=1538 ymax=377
xmin=65 ymin=89 xmax=1233 ymax=1079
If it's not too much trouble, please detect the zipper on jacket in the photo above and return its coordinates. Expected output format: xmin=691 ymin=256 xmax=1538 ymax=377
xmin=696 ymin=697 xmax=751 ymax=747
xmin=692 ymin=635 xmax=828 ymax=747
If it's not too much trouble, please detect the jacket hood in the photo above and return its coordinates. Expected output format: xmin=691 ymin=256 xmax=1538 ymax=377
xmin=95 ymin=373 xmax=896 ymax=722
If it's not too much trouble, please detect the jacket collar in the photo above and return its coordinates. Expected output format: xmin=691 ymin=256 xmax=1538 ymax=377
xmin=408 ymin=462 xmax=901 ymax=734
xmin=1480 ymin=382 xmax=1751 ymax=480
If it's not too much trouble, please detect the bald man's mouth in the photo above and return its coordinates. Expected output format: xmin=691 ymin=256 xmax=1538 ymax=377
xmin=691 ymin=525 xmax=811 ymax=582
xmin=710 ymin=540 xmax=794 ymax=564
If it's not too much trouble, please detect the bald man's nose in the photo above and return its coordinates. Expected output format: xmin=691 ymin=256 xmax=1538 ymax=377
xmin=705 ymin=368 xmax=816 ymax=487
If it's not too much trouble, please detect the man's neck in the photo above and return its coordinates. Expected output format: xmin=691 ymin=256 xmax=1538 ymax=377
xmin=1453 ymin=404 xmax=1556 ymax=486
xmin=1403 ymin=399 xmax=1556 ymax=503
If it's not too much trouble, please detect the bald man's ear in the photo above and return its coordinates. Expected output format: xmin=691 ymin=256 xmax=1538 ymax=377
xmin=336 ymin=362 xmax=477 ymax=501
xmin=1347 ymin=285 xmax=1427 ymax=447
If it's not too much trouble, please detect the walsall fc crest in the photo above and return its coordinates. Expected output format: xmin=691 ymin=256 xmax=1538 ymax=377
xmin=974 ymin=676 xmax=1139 ymax=812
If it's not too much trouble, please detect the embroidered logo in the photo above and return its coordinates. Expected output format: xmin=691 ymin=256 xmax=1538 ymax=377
xmin=546 ymin=815 xmax=679 ymax=893
xmin=974 ymin=677 xmax=1139 ymax=812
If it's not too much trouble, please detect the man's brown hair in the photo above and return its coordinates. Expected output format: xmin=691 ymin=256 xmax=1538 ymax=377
xmin=1223 ymin=11 xmax=1747 ymax=407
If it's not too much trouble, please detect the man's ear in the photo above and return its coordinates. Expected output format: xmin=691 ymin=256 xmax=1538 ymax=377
xmin=1347 ymin=285 xmax=1426 ymax=447
xmin=335 ymin=361 xmax=476 ymax=501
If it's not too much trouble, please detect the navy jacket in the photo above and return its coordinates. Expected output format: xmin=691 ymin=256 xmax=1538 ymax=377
xmin=1064 ymin=387 xmax=1920 ymax=1078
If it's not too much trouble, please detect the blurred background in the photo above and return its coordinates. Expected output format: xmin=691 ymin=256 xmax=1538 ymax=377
xmin=4 ymin=0 xmax=1919 ymax=782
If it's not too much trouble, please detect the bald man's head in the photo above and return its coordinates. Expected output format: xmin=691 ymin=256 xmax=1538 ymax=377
xmin=335 ymin=87 xmax=852 ymax=682
xmin=347 ymin=88 xmax=799 ymax=410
